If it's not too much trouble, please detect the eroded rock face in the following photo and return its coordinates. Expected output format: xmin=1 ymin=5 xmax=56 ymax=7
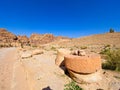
xmin=68 ymin=70 xmax=102 ymax=84
xmin=55 ymin=49 xmax=71 ymax=66
xmin=64 ymin=54 xmax=101 ymax=74
xmin=21 ymin=52 xmax=32 ymax=59
xmin=17 ymin=35 xmax=29 ymax=46
xmin=32 ymin=49 xmax=44 ymax=55
xmin=30 ymin=34 xmax=55 ymax=46
xmin=0 ymin=28 xmax=18 ymax=47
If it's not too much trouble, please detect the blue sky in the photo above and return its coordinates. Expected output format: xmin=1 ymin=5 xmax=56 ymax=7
xmin=0 ymin=0 xmax=120 ymax=38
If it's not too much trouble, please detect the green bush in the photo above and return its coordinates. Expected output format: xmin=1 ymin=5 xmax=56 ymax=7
xmin=0 ymin=44 xmax=3 ymax=47
xmin=101 ymin=49 xmax=120 ymax=71
xmin=109 ymin=28 xmax=115 ymax=33
xmin=100 ymin=45 xmax=111 ymax=54
xmin=64 ymin=81 xmax=83 ymax=90
xmin=51 ymin=46 xmax=56 ymax=51
xmin=70 ymin=48 xmax=73 ymax=51
xmin=80 ymin=46 xmax=87 ymax=49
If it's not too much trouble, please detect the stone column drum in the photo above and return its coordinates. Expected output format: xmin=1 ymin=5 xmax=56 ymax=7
xmin=64 ymin=54 xmax=102 ymax=83
xmin=64 ymin=54 xmax=101 ymax=74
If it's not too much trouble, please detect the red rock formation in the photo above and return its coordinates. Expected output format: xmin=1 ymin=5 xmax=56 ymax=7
xmin=0 ymin=28 xmax=70 ymax=47
xmin=0 ymin=28 xmax=17 ymax=47
xmin=0 ymin=28 xmax=17 ymax=41
xmin=17 ymin=35 xmax=29 ymax=46
xmin=29 ymin=33 xmax=55 ymax=46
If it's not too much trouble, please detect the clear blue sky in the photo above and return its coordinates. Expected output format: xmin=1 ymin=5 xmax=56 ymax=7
xmin=0 ymin=0 xmax=120 ymax=38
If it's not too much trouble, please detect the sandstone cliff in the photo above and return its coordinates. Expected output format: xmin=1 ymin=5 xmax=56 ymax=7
xmin=29 ymin=34 xmax=55 ymax=46
xmin=0 ymin=28 xmax=18 ymax=47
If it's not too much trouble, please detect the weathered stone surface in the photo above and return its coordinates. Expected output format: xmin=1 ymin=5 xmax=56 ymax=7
xmin=32 ymin=49 xmax=44 ymax=55
xmin=21 ymin=53 xmax=32 ymax=59
xmin=30 ymin=34 xmax=55 ymax=46
xmin=0 ymin=28 xmax=18 ymax=47
xmin=64 ymin=54 xmax=101 ymax=74
xmin=55 ymin=49 xmax=71 ymax=66
xmin=17 ymin=35 xmax=29 ymax=46
xmin=68 ymin=69 xmax=102 ymax=84
xmin=0 ymin=28 xmax=70 ymax=47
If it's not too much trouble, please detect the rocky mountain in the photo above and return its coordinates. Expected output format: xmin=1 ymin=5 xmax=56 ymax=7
xmin=0 ymin=28 xmax=69 ymax=47
xmin=0 ymin=28 xmax=17 ymax=42
xmin=0 ymin=28 xmax=120 ymax=49
xmin=29 ymin=34 xmax=55 ymax=46
xmin=0 ymin=28 xmax=18 ymax=47
xmin=17 ymin=35 xmax=29 ymax=46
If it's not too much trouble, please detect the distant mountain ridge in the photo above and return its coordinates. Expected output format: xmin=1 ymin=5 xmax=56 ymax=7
xmin=0 ymin=28 xmax=120 ymax=48
xmin=0 ymin=28 xmax=69 ymax=47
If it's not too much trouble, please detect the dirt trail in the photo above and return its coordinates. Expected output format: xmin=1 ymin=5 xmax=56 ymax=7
xmin=0 ymin=48 xmax=29 ymax=90
xmin=20 ymin=51 xmax=70 ymax=90
xmin=0 ymin=48 xmax=70 ymax=90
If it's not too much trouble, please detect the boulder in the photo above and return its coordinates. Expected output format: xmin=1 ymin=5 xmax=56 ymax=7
xmin=64 ymin=54 xmax=101 ymax=74
xmin=55 ymin=49 xmax=71 ymax=66
xmin=68 ymin=69 xmax=102 ymax=84
xmin=32 ymin=49 xmax=44 ymax=55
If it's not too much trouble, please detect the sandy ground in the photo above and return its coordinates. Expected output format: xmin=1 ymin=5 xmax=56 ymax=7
xmin=0 ymin=48 xmax=30 ymax=90
xmin=19 ymin=50 xmax=70 ymax=90
xmin=0 ymin=47 xmax=120 ymax=90
xmin=0 ymin=48 xmax=70 ymax=90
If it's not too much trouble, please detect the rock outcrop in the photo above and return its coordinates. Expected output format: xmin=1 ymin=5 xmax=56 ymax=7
xmin=29 ymin=34 xmax=55 ymax=46
xmin=17 ymin=35 xmax=29 ymax=46
xmin=21 ymin=52 xmax=32 ymax=59
xmin=0 ymin=28 xmax=70 ymax=47
xmin=32 ymin=49 xmax=44 ymax=55
xmin=55 ymin=49 xmax=71 ymax=66
xmin=0 ymin=28 xmax=18 ymax=47
xmin=68 ymin=69 xmax=102 ymax=84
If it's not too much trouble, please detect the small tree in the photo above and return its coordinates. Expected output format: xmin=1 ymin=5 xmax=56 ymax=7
xmin=109 ymin=28 xmax=115 ymax=33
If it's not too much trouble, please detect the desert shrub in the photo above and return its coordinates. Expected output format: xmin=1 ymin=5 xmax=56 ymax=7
xmin=100 ymin=45 xmax=111 ymax=54
xmin=70 ymin=48 xmax=73 ymax=51
xmin=74 ymin=45 xmax=79 ymax=49
xmin=101 ymin=49 xmax=120 ymax=71
xmin=32 ymin=45 xmax=37 ymax=48
xmin=64 ymin=81 xmax=83 ymax=90
xmin=109 ymin=28 xmax=115 ymax=33
xmin=51 ymin=46 xmax=56 ymax=51
xmin=0 ymin=44 xmax=3 ymax=47
xmin=80 ymin=46 xmax=87 ymax=49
